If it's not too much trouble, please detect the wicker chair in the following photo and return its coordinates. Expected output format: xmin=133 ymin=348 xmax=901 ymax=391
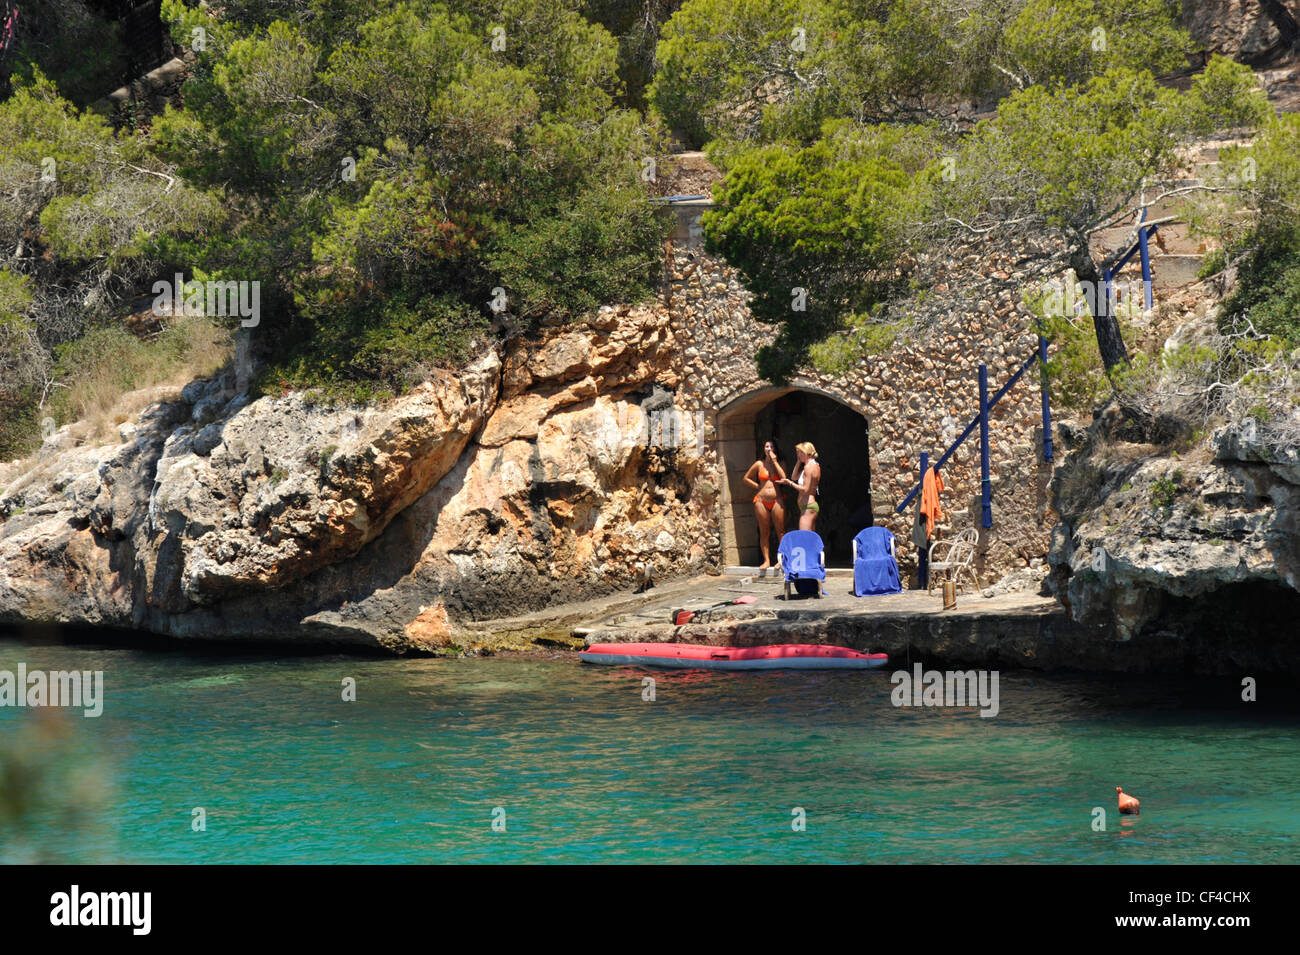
xmin=927 ymin=527 xmax=979 ymax=594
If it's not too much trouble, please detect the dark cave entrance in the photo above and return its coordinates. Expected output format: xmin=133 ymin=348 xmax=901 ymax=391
xmin=719 ymin=388 xmax=872 ymax=567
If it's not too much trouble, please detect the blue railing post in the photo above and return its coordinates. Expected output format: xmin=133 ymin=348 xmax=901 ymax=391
xmin=1099 ymin=219 xmax=1159 ymax=325
xmin=1138 ymin=226 xmax=1154 ymax=310
xmin=893 ymin=345 xmax=1042 ymax=513
xmin=979 ymin=363 xmax=992 ymax=528
xmin=917 ymin=451 xmax=929 ymax=590
xmin=1038 ymin=334 xmax=1053 ymax=462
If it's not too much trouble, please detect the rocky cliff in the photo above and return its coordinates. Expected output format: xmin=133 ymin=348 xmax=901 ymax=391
xmin=1047 ymin=393 xmax=1300 ymax=667
xmin=1183 ymin=0 xmax=1294 ymax=63
xmin=2 ymin=158 xmax=1069 ymax=653
xmin=0 ymin=305 xmax=718 ymax=651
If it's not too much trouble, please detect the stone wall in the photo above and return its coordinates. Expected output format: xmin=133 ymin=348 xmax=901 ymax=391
xmin=659 ymin=205 xmax=1060 ymax=584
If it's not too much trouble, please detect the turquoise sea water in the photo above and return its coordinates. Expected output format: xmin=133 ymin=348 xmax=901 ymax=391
xmin=2 ymin=633 xmax=1298 ymax=864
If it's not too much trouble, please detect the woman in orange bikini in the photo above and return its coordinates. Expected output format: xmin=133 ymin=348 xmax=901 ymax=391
xmin=743 ymin=439 xmax=787 ymax=569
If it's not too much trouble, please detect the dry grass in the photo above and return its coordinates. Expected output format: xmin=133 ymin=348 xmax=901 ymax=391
xmin=2 ymin=319 xmax=233 ymax=497
xmin=1053 ymin=456 xmax=1106 ymax=516
xmin=57 ymin=317 xmax=232 ymax=444
xmin=1091 ymin=431 xmax=1161 ymax=465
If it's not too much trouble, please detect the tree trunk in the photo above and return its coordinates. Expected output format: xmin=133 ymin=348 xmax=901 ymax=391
xmin=1070 ymin=242 xmax=1129 ymax=373
xmin=1259 ymin=1 xmax=1300 ymax=50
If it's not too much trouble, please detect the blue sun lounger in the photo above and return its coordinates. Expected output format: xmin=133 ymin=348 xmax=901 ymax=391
xmin=777 ymin=530 xmax=825 ymax=599
xmin=852 ymin=526 xmax=902 ymax=596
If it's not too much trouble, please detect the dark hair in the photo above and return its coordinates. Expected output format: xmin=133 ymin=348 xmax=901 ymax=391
xmin=760 ymin=438 xmax=782 ymax=461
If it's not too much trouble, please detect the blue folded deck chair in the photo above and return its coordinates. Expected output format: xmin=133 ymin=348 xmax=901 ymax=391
xmin=777 ymin=530 xmax=825 ymax=599
xmin=852 ymin=526 xmax=902 ymax=596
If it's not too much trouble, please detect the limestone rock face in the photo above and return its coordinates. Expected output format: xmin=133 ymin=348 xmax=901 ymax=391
xmin=0 ymin=306 xmax=716 ymax=650
xmin=1182 ymin=0 xmax=1284 ymax=61
xmin=1047 ymin=414 xmax=1300 ymax=644
xmin=173 ymin=353 xmax=501 ymax=605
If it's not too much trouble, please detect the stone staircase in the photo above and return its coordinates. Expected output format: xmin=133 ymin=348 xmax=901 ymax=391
xmin=1089 ymin=135 xmax=1254 ymax=299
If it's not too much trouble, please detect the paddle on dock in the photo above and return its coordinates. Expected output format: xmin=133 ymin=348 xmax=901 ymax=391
xmin=672 ymin=594 xmax=757 ymax=626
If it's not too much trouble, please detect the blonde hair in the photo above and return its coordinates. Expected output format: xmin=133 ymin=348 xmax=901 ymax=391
xmin=795 ymin=442 xmax=818 ymax=459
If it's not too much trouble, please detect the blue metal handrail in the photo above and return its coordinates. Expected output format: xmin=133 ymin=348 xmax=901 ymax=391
xmin=893 ymin=220 xmax=1158 ymax=533
xmin=894 ymin=346 xmax=1043 ymax=515
xmin=1104 ymin=211 xmax=1158 ymax=311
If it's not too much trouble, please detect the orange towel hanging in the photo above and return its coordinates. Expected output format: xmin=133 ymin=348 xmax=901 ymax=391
xmin=920 ymin=466 xmax=944 ymax=539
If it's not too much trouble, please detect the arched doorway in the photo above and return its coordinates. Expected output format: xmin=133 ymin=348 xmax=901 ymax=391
xmin=717 ymin=387 xmax=873 ymax=567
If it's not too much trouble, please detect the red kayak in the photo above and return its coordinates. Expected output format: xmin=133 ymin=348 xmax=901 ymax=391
xmin=580 ymin=642 xmax=888 ymax=671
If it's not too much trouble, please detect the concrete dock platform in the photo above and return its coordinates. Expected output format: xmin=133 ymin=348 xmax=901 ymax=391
xmin=568 ymin=572 xmax=1112 ymax=672
xmin=462 ymin=570 xmax=1241 ymax=675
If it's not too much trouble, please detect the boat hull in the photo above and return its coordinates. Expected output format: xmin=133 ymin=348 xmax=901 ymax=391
xmin=580 ymin=643 xmax=888 ymax=671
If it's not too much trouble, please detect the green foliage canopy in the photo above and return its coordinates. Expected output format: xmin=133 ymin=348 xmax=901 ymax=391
xmin=0 ymin=71 xmax=221 ymax=457
xmin=651 ymin=0 xmax=1196 ymax=150
xmin=152 ymin=0 xmax=669 ymax=396
xmin=704 ymin=121 xmax=934 ymax=379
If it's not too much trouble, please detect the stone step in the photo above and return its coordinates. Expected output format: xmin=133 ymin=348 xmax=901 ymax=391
xmin=1149 ymin=253 xmax=1206 ymax=292
xmin=725 ymin=565 xmax=855 ymax=578
xmin=1093 ymin=224 xmax=1210 ymax=263
xmin=1184 ymin=140 xmax=1257 ymax=164
xmin=1146 ymin=222 xmax=1211 ymax=256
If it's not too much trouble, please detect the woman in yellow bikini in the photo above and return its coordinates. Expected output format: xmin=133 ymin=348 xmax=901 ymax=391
xmin=782 ymin=442 xmax=821 ymax=531
xmin=743 ymin=439 xmax=787 ymax=569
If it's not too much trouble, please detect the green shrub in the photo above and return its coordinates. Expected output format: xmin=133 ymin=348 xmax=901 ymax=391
xmin=808 ymin=315 xmax=901 ymax=375
xmin=3 ymin=0 xmax=130 ymax=106
xmin=650 ymin=0 xmax=1193 ymax=149
xmin=1150 ymin=476 xmax=1177 ymax=508
xmin=148 ymin=2 xmax=665 ymax=400
xmin=1217 ymin=115 xmax=1300 ymax=345
xmin=486 ymin=184 xmax=669 ymax=326
xmin=262 ymin=293 xmax=487 ymax=401
xmin=1196 ymin=247 xmax=1226 ymax=280
xmin=704 ymin=122 xmax=931 ymax=380
xmin=0 ymin=388 xmax=42 ymax=462
xmin=1220 ymin=234 xmax=1300 ymax=344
